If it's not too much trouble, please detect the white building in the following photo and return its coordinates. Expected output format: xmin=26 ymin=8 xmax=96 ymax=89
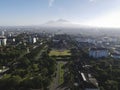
xmin=80 ymin=72 xmax=99 ymax=90
xmin=89 ymin=48 xmax=109 ymax=58
xmin=111 ymin=53 xmax=120 ymax=59
xmin=1 ymin=31 xmax=5 ymax=36
xmin=29 ymin=36 xmax=37 ymax=44
xmin=33 ymin=37 xmax=37 ymax=43
xmin=75 ymin=38 xmax=95 ymax=44
xmin=0 ymin=36 xmax=7 ymax=46
xmin=7 ymin=37 xmax=16 ymax=43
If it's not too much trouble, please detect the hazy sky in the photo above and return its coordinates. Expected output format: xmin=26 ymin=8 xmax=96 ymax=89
xmin=0 ymin=0 xmax=120 ymax=27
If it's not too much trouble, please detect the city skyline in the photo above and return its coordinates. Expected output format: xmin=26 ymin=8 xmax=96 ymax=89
xmin=0 ymin=0 xmax=120 ymax=28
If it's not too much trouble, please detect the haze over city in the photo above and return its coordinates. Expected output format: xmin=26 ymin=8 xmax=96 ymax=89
xmin=0 ymin=0 xmax=120 ymax=28
xmin=0 ymin=0 xmax=120 ymax=90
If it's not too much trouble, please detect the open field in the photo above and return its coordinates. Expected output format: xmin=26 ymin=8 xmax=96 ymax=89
xmin=49 ymin=61 xmax=67 ymax=90
xmin=58 ymin=62 xmax=64 ymax=85
xmin=49 ymin=50 xmax=71 ymax=56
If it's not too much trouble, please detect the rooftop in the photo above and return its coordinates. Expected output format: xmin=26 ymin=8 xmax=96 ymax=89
xmin=80 ymin=72 xmax=99 ymax=88
xmin=90 ymin=47 xmax=107 ymax=51
xmin=0 ymin=36 xmax=6 ymax=39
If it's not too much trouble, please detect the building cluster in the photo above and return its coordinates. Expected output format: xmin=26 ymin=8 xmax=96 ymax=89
xmin=74 ymin=61 xmax=99 ymax=90
xmin=52 ymin=34 xmax=68 ymax=49
xmin=89 ymin=47 xmax=120 ymax=59
xmin=0 ymin=36 xmax=7 ymax=46
xmin=75 ymin=35 xmax=120 ymax=59
xmin=0 ymin=30 xmax=38 ymax=46
xmin=80 ymin=72 xmax=99 ymax=90
xmin=111 ymin=53 xmax=120 ymax=59
xmin=0 ymin=31 xmax=7 ymax=46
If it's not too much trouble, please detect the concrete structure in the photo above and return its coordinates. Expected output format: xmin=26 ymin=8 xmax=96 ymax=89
xmin=0 ymin=36 xmax=7 ymax=46
xmin=33 ymin=37 xmax=37 ymax=43
xmin=7 ymin=37 xmax=15 ymax=42
xmin=89 ymin=47 xmax=109 ymax=58
xmin=80 ymin=72 xmax=99 ymax=90
xmin=111 ymin=53 xmax=120 ymax=59
xmin=1 ymin=31 xmax=5 ymax=36
xmin=29 ymin=36 xmax=37 ymax=44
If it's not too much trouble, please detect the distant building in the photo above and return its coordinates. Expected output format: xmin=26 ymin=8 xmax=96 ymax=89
xmin=80 ymin=72 xmax=99 ymax=90
xmin=89 ymin=47 xmax=109 ymax=58
xmin=33 ymin=37 xmax=37 ymax=43
xmin=52 ymin=39 xmax=60 ymax=43
xmin=7 ymin=37 xmax=16 ymax=45
xmin=0 ymin=31 xmax=5 ymax=36
xmin=29 ymin=36 xmax=37 ymax=44
xmin=111 ymin=53 xmax=120 ymax=59
xmin=0 ymin=36 xmax=7 ymax=46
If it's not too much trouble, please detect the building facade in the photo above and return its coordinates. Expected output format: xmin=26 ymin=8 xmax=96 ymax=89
xmin=89 ymin=48 xmax=109 ymax=58
xmin=0 ymin=36 xmax=7 ymax=46
xmin=111 ymin=53 xmax=120 ymax=59
xmin=29 ymin=36 xmax=37 ymax=44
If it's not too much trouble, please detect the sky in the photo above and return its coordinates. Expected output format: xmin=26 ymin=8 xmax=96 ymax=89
xmin=0 ymin=0 xmax=120 ymax=27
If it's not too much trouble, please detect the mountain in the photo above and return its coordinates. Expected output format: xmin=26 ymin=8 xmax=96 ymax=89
xmin=43 ymin=19 xmax=86 ymax=28
xmin=44 ymin=19 xmax=72 ymax=27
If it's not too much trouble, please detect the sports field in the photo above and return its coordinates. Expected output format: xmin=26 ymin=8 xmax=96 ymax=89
xmin=49 ymin=50 xmax=71 ymax=56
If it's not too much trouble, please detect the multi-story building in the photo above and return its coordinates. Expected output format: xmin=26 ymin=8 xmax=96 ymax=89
xmin=0 ymin=36 xmax=7 ymax=46
xmin=111 ymin=53 xmax=120 ymax=59
xmin=89 ymin=47 xmax=109 ymax=58
xmin=29 ymin=36 xmax=37 ymax=44
xmin=80 ymin=72 xmax=99 ymax=90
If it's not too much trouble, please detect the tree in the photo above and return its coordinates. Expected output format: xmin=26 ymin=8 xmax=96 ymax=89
xmin=0 ymin=75 xmax=22 ymax=90
xmin=105 ymin=80 xmax=118 ymax=90
xmin=18 ymin=57 xmax=30 ymax=69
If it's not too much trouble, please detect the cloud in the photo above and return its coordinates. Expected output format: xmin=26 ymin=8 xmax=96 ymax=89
xmin=48 ymin=0 xmax=96 ymax=7
xmin=83 ymin=10 xmax=120 ymax=28
xmin=89 ymin=0 xmax=99 ymax=2
xmin=89 ymin=0 xmax=95 ymax=2
xmin=49 ymin=0 xmax=55 ymax=7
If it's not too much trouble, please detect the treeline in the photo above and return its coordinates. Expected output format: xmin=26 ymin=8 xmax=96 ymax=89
xmin=0 ymin=46 xmax=26 ymax=67
xmin=89 ymin=59 xmax=120 ymax=90
xmin=0 ymin=44 xmax=56 ymax=90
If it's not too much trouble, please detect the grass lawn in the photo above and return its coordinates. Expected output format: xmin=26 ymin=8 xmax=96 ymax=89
xmin=58 ymin=62 xmax=64 ymax=85
xmin=49 ymin=50 xmax=71 ymax=56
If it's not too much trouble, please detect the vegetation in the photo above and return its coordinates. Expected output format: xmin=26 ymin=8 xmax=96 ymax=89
xmin=0 ymin=42 xmax=56 ymax=90
xmin=58 ymin=62 xmax=64 ymax=84
xmin=49 ymin=50 xmax=71 ymax=56
xmin=66 ymin=45 xmax=120 ymax=90
xmin=0 ymin=46 xmax=27 ymax=66
xmin=89 ymin=59 xmax=120 ymax=90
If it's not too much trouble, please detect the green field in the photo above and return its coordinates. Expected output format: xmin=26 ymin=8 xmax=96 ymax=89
xmin=58 ymin=62 xmax=64 ymax=85
xmin=49 ymin=50 xmax=71 ymax=56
